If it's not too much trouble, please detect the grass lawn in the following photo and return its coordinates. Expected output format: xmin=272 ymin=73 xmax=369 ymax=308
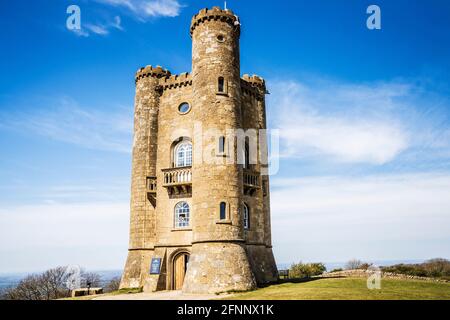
xmin=222 ymin=277 xmax=450 ymax=300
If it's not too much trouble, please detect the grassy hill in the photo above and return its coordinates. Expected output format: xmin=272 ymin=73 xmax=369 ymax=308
xmin=221 ymin=278 xmax=450 ymax=300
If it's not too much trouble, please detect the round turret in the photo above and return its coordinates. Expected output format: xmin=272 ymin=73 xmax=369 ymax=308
xmin=190 ymin=7 xmax=240 ymax=37
xmin=135 ymin=65 xmax=171 ymax=83
xmin=242 ymin=74 xmax=267 ymax=93
xmin=183 ymin=7 xmax=256 ymax=294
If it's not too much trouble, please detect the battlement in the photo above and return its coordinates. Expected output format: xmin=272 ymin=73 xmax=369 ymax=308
xmin=190 ymin=7 xmax=240 ymax=36
xmin=160 ymin=72 xmax=193 ymax=91
xmin=241 ymin=74 xmax=267 ymax=97
xmin=135 ymin=65 xmax=171 ymax=83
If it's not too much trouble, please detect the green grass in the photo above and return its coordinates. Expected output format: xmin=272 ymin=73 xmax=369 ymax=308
xmin=60 ymin=287 xmax=143 ymax=300
xmin=221 ymin=278 xmax=450 ymax=300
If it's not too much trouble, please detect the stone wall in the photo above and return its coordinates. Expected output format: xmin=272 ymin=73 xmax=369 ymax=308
xmin=321 ymin=269 xmax=449 ymax=283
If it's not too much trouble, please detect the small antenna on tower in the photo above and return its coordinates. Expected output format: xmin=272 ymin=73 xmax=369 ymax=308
xmin=224 ymin=1 xmax=227 ymax=10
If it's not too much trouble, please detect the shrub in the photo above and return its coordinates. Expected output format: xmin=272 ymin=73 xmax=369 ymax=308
xmin=3 ymin=267 xmax=70 ymax=300
xmin=381 ymin=258 xmax=450 ymax=279
xmin=3 ymin=266 xmax=103 ymax=300
xmin=345 ymin=259 xmax=373 ymax=270
xmin=104 ymin=277 xmax=121 ymax=293
xmin=289 ymin=262 xmax=326 ymax=278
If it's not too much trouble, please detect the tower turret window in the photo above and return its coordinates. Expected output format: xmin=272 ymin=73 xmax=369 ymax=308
xmin=178 ymin=102 xmax=191 ymax=114
xmin=175 ymin=141 xmax=192 ymax=167
xmin=219 ymin=202 xmax=227 ymax=220
xmin=174 ymin=201 xmax=190 ymax=228
xmin=218 ymin=77 xmax=225 ymax=93
xmin=218 ymin=136 xmax=225 ymax=154
xmin=243 ymin=140 xmax=250 ymax=169
xmin=243 ymin=203 xmax=250 ymax=230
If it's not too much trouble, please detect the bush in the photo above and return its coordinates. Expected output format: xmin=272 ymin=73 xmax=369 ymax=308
xmin=345 ymin=259 xmax=372 ymax=270
xmin=381 ymin=258 xmax=450 ymax=279
xmin=330 ymin=268 xmax=343 ymax=273
xmin=289 ymin=262 xmax=326 ymax=278
xmin=81 ymin=272 xmax=102 ymax=288
xmin=3 ymin=266 xmax=103 ymax=300
xmin=104 ymin=277 xmax=121 ymax=293
xmin=3 ymin=267 xmax=70 ymax=300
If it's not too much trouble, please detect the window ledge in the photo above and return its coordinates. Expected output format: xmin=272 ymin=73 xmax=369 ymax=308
xmin=216 ymin=219 xmax=232 ymax=225
xmin=216 ymin=153 xmax=228 ymax=157
xmin=171 ymin=228 xmax=192 ymax=232
xmin=216 ymin=92 xmax=228 ymax=96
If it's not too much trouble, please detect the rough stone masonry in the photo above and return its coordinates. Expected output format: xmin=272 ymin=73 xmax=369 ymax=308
xmin=120 ymin=6 xmax=278 ymax=294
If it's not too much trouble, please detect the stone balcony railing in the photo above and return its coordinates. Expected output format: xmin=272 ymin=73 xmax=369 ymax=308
xmin=162 ymin=167 xmax=192 ymax=197
xmin=243 ymin=169 xmax=260 ymax=196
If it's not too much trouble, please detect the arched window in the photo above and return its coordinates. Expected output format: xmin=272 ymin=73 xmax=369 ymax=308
xmin=174 ymin=202 xmax=190 ymax=228
xmin=175 ymin=141 xmax=192 ymax=167
xmin=243 ymin=203 xmax=249 ymax=229
xmin=220 ymin=202 xmax=227 ymax=220
xmin=218 ymin=77 xmax=225 ymax=93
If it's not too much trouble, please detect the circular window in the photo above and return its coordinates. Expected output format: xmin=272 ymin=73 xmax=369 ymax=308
xmin=178 ymin=102 xmax=191 ymax=114
xmin=217 ymin=34 xmax=225 ymax=42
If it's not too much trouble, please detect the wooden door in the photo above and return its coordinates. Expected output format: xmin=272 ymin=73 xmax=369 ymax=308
xmin=173 ymin=253 xmax=188 ymax=290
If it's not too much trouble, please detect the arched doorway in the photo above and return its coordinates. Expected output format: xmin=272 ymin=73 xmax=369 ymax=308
xmin=172 ymin=252 xmax=189 ymax=290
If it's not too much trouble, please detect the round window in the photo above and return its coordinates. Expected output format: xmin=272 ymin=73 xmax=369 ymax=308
xmin=178 ymin=102 xmax=190 ymax=114
xmin=217 ymin=35 xmax=225 ymax=42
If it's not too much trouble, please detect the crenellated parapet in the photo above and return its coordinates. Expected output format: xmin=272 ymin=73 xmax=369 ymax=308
xmin=135 ymin=65 xmax=171 ymax=83
xmin=190 ymin=6 xmax=240 ymax=36
xmin=241 ymin=74 xmax=267 ymax=98
xmin=160 ymin=72 xmax=193 ymax=91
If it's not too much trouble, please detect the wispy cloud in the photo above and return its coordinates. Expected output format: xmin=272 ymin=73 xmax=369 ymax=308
xmin=72 ymin=15 xmax=123 ymax=37
xmin=97 ymin=0 xmax=183 ymax=19
xmin=0 ymin=97 xmax=133 ymax=153
xmin=269 ymin=78 xmax=450 ymax=165
xmin=271 ymin=172 xmax=450 ymax=263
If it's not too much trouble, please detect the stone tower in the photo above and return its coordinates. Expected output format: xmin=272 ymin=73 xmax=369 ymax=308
xmin=120 ymin=6 xmax=278 ymax=294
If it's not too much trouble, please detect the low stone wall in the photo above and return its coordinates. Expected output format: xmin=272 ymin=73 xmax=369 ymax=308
xmin=320 ymin=269 xmax=449 ymax=283
xmin=71 ymin=288 xmax=103 ymax=297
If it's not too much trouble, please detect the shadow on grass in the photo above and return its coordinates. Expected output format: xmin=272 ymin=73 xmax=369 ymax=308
xmin=265 ymin=276 xmax=345 ymax=287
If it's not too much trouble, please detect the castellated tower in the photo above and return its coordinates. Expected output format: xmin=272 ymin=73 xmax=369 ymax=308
xmin=120 ymin=7 xmax=278 ymax=294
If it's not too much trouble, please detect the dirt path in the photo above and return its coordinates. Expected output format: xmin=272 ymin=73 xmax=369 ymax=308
xmin=93 ymin=290 xmax=228 ymax=300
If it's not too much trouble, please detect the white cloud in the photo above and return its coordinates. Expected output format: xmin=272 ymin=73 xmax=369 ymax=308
xmin=97 ymin=0 xmax=183 ymax=19
xmin=269 ymin=80 xmax=411 ymax=164
xmin=74 ymin=15 xmax=123 ymax=37
xmin=85 ymin=24 xmax=109 ymax=35
xmin=270 ymin=173 xmax=450 ymax=264
xmin=142 ymin=0 xmax=182 ymax=17
xmin=0 ymin=97 xmax=133 ymax=153
xmin=0 ymin=202 xmax=129 ymax=273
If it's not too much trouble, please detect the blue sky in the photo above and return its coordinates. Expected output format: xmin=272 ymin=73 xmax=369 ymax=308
xmin=0 ymin=0 xmax=450 ymax=273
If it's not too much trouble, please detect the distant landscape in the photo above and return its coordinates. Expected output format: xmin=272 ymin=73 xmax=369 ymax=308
xmin=0 ymin=269 xmax=122 ymax=290
xmin=0 ymin=259 xmax=426 ymax=290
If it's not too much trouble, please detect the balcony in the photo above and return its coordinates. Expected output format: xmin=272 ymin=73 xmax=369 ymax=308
xmin=162 ymin=167 xmax=192 ymax=197
xmin=243 ymin=169 xmax=260 ymax=196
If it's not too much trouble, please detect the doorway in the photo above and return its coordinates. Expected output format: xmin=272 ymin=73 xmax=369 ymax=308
xmin=172 ymin=252 xmax=189 ymax=290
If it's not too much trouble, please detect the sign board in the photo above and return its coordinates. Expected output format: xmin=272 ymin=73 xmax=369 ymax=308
xmin=150 ymin=258 xmax=161 ymax=274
